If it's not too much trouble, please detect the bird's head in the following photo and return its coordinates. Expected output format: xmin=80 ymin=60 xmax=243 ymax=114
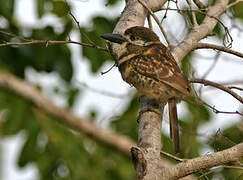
xmin=101 ymin=26 xmax=159 ymax=47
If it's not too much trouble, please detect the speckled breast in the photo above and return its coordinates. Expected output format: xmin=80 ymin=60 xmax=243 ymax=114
xmin=118 ymin=61 xmax=182 ymax=103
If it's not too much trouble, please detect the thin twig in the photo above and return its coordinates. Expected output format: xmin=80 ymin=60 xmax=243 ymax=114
xmin=161 ymin=0 xmax=170 ymax=23
xmin=196 ymin=43 xmax=243 ymax=59
xmin=215 ymin=129 xmax=236 ymax=147
xmin=69 ymin=12 xmax=96 ymax=46
xmin=0 ymin=27 xmax=108 ymax=52
xmin=0 ymin=39 xmax=108 ymax=51
xmin=192 ymin=0 xmax=206 ymax=10
xmin=160 ymin=7 xmax=207 ymax=13
xmin=198 ymin=170 xmax=210 ymax=180
xmin=137 ymin=0 xmax=172 ymax=48
xmin=227 ymin=0 xmax=243 ymax=9
xmin=186 ymin=0 xmax=198 ymax=26
xmin=188 ymin=80 xmax=243 ymax=116
xmin=210 ymin=108 xmax=243 ymax=116
xmin=198 ymin=170 xmax=214 ymax=179
xmin=0 ymin=30 xmax=31 ymax=42
xmin=228 ymin=86 xmax=243 ymax=91
xmin=190 ymin=78 xmax=243 ymax=104
xmin=101 ymin=63 xmax=117 ymax=75
xmin=160 ymin=150 xmax=184 ymax=162
xmin=221 ymin=80 xmax=243 ymax=86
xmin=0 ymin=30 xmax=108 ymax=51
xmin=159 ymin=7 xmax=233 ymax=47
xmin=198 ymin=165 xmax=243 ymax=179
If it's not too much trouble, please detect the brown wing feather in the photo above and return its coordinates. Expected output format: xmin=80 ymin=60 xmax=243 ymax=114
xmin=129 ymin=43 xmax=190 ymax=96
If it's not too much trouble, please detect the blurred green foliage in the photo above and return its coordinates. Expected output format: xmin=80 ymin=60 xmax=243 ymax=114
xmin=0 ymin=0 xmax=242 ymax=179
xmin=81 ymin=16 xmax=119 ymax=73
xmin=229 ymin=0 xmax=243 ymax=19
xmin=105 ymin=0 xmax=121 ymax=6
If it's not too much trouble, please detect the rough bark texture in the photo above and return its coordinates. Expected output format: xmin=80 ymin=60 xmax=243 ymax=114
xmin=170 ymin=143 xmax=243 ymax=179
xmin=0 ymin=0 xmax=242 ymax=179
xmin=135 ymin=98 xmax=165 ymax=179
xmin=105 ymin=0 xmax=242 ymax=179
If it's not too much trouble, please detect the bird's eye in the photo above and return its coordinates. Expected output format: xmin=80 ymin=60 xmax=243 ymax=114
xmin=130 ymin=35 xmax=136 ymax=41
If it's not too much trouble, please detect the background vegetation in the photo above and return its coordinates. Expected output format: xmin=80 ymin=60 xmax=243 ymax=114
xmin=0 ymin=0 xmax=242 ymax=179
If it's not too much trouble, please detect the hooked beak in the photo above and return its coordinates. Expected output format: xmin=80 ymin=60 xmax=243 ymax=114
xmin=100 ymin=33 xmax=127 ymax=44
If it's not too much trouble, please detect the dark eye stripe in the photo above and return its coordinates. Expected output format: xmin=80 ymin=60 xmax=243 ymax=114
xmin=130 ymin=35 xmax=136 ymax=41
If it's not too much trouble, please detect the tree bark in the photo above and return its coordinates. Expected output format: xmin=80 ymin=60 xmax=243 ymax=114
xmin=105 ymin=0 xmax=241 ymax=179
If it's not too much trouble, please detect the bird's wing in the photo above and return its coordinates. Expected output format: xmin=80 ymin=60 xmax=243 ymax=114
xmin=131 ymin=43 xmax=190 ymax=95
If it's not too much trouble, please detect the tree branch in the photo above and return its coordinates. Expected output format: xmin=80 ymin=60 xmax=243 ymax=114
xmin=169 ymin=143 xmax=243 ymax=179
xmin=131 ymin=98 xmax=165 ymax=179
xmin=107 ymin=1 xmax=172 ymax=179
xmin=109 ymin=0 xmax=167 ymax=60
xmin=171 ymin=0 xmax=229 ymax=62
xmin=196 ymin=43 xmax=243 ymax=59
xmin=137 ymin=0 xmax=172 ymax=47
xmin=190 ymin=78 xmax=243 ymax=104
xmin=0 ymin=30 xmax=108 ymax=51
xmin=0 ymin=71 xmax=182 ymax=170
xmin=192 ymin=0 xmax=206 ymax=9
xmin=103 ymin=0 xmax=239 ymax=179
xmin=0 ymin=71 xmax=133 ymax=155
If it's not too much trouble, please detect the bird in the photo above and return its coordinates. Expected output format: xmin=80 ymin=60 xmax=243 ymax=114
xmin=101 ymin=26 xmax=190 ymax=153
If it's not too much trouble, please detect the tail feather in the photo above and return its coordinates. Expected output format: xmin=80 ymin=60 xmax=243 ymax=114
xmin=168 ymin=98 xmax=180 ymax=153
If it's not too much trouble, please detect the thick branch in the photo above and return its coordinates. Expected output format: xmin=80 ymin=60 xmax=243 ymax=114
xmin=169 ymin=143 xmax=243 ymax=179
xmin=131 ymin=98 xmax=165 ymax=179
xmin=0 ymin=71 xmax=133 ymax=155
xmin=0 ymin=71 xmax=178 ymax=169
xmin=172 ymin=0 xmax=229 ymax=62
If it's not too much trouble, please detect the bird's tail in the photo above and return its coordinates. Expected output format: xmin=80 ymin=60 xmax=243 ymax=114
xmin=168 ymin=98 xmax=180 ymax=153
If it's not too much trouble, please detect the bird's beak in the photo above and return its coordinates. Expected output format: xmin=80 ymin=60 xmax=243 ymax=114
xmin=100 ymin=33 xmax=127 ymax=44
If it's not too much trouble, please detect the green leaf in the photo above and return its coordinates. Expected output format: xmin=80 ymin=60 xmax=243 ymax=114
xmin=231 ymin=2 xmax=243 ymax=19
xmin=183 ymin=95 xmax=211 ymax=125
xmin=111 ymin=95 xmax=139 ymax=140
xmin=0 ymin=91 xmax=31 ymax=135
xmin=37 ymin=0 xmax=45 ymax=18
xmin=67 ymin=88 xmax=80 ymax=108
xmin=105 ymin=0 xmax=121 ymax=6
xmin=29 ymin=26 xmax=73 ymax=82
xmin=213 ymin=23 xmax=223 ymax=39
xmin=88 ymin=109 xmax=98 ymax=121
xmin=208 ymin=125 xmax=243 ymax=151
xmin=81 ymin=16 xmax=119 ymax=73
xmin=180 ymin=53 xmax=192 ymax=77
xmin=0 ymin=0 xmax=15 ymax=19
xmin=18 ymin=125 xmax=41 ymax=167
xmin=0 ymin=24 xmax=74 ymax=82
xmin=52 ymin=1 xmax=70 ymax=17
